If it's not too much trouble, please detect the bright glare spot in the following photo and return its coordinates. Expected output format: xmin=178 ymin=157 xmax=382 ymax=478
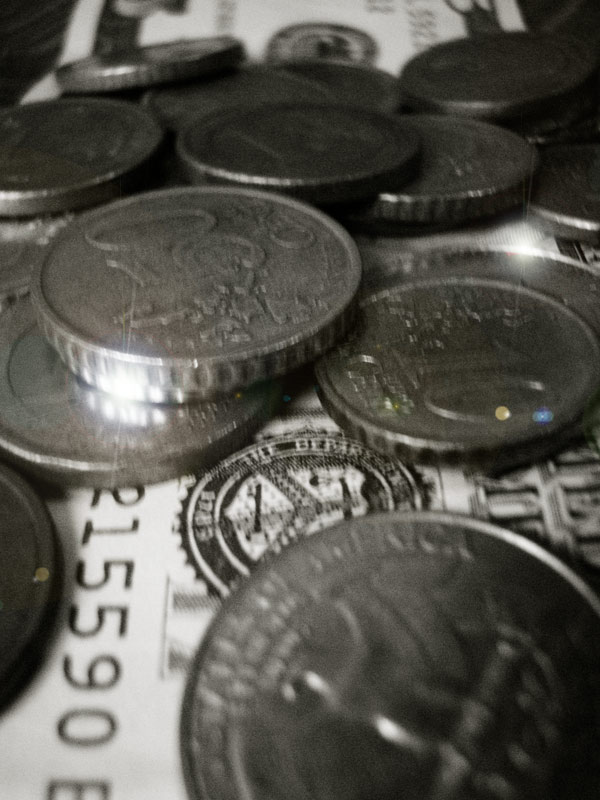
xmin=495 ymin=406 xmax=511 ymax=421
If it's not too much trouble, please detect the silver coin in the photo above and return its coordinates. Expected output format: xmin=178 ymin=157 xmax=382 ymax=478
xmin=30 ymin=187 xmax=361 ymax=402
xmin=55 ymin=37 xmax=245 ymax=93
xmin=179 ymin=433 xmax=423 ymax=596
xmin=315 ymin=273 xmax=600 ymax=471
xmin=0 ymin=98 xmax=163 ymax=216
xmin=0 ymin=297 xmax=279 ymax=488
xmin=181 ymin=511 xmax=600 ymax=800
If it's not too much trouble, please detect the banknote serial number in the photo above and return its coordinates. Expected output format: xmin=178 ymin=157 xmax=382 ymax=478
xmin=48 ymin=487 xmax=144 ymax=800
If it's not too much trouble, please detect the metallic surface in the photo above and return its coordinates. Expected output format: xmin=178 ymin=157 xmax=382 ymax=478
xmin=31 ymin=187 xmax=361 ymax=402
xmin=0 ymin=98 xmax=162 ymax=216
xmin=315 ymin=275 xmax=600 ymax=470
xmin=399 ymin=32 xmax=599 ymax=124
xmin=0 ymin=298 xmax=279 ymax=488
xmin=180 ymin=511 xmax=600 ymax=800
xmin=175 ymin=104 xmax=421 ymax=204
xmin=0 ymin=463 xmax=61 ymax=713
xmin=55 ymin=36 xmax=245 ymax=93
xmin=144 ymin=61 xmax=400 ymax=131
xmin=529 ymin=145 xmax=600 ymax=243
xmin=339 ymin=115 xmax=539 ymax=225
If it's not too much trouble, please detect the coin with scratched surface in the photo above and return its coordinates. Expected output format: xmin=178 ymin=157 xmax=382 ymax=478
xmin=31 ymin=187 xmax=361 ymax=402
xmin=180 ymin=511 xmax=600 ymax=800
xmin=176 ymin=104 xmax=421 ymax=203
xmin=179 ymin=433 xmax=422 ymax=596
xmin=399 ymin=32 xmax=599 ymax=127
xmin=0 ymin=98 xmax=163 ymax=216
xmin=144 ymin=61 xmax=400 ymax=131
xmin=0 ymin=463 xmax=61 ymax=713
xmin=529 ymin=144 xmax=600 ymax=244
xmin=338 ymin=115 xmax=539 ymax=226
xmin=0 ymin=298 xmax=279 ymax=488
xmin=55 ymin=36 xmax=245 ymax=93
xmin=315 ymin=276 xmax=600 ymax=471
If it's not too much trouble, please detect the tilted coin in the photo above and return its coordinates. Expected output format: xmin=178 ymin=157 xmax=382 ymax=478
xmin=55 ymin=36 xmax=245 ymax=93
xmin=398 ymin=32 xmax=599 ymax=128
xmin=0 ymin=98 xmax=163 ymax=216
xmin=315 ymin=275 xmax=600 ymax=471
xmin=176 ymin=104 xmax=421 ymax=204
xmin=529 ymin=144 xmax=600 ymax=244
xmin=30 ymin=187 xmax=361 ymax=402
xmin=181 ymin=511 xmax=600 ymax=800
xmin=337 ymin=115 xmax=539 ymax=226
xmin=179 ymin=433 xmax=422 ymax=596
xmin=0 ymin=463 xmax=62 ymax=713
xmin=144 ymin=61 xmax=400 ymax=131
xmin=0 ymin=297 xmax=279 ymax=488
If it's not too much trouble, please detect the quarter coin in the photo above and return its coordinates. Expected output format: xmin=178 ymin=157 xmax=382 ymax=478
xmin=181 ymin=511 xmax=600 ymax=800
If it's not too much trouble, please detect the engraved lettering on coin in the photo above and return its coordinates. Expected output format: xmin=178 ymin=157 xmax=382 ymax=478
xmin=180 ymin=435 xmax=422 ymax=596
xmin=181 ymin=513 xmax=600 ymax=800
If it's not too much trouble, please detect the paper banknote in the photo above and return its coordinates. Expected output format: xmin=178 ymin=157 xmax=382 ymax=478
xmin=4 ymin=1 xmax=600 ymax=798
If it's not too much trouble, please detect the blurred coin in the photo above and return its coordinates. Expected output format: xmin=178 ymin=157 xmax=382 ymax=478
xmin=0 ymin=462 xmax=61 ymax=713
xmin=265 ymin=23 xmax=378 ymax=65
xmin=529 ymin=144 xmax=600 ymax=244
xmin=525 ymin=113 xmax=599 ymax=146
xmin=31 ymin=187 xmax=361 ymax=402
xmin=55 ymin=37 xmax=245 ymax=93
xmin=144 ymin=61 xmax=400 ymax=131
xmin=0 ymin=214 xmax=73 ymax=305
xmin=181 ymin=511 xmax=600 ymax=800
xmin=399 ymin=32 xmax=598 ymax=127
xmin=179 ymin=433 xmax=422 ymax=596
xmin=315 ymin=276 xmax=600 ymax=471
xmin=0 ymin=298 xmax=278 ymax=488
xmin=176 ymin=104 xmax=421 ymax=204
xmin=337 ymin=115 xmax=538 ymax=226
xmin=0 ymin=98 xmax=162 ymax=216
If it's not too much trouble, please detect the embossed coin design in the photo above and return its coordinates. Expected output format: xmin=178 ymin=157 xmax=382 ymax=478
xmin=0 ymin=298 xmax=279 ymax=487
xmin=55 ymin=36 xmax=245 ymax=93
xmin=0 ymin=463 xmax=61 ymax=713
xmin=176 ymin=104 xmax=421 ymax=203
xmin=399 ymin=32 xmax=599 ymax=127
xmin=31 ymin=187 xmax=361 ymax=402
xmin=180 ymin=433 xmax=422 ymax=595
xmin=315 ymin=276 xmax=600 ymax=471
xmin=144 ymin=61 xmax=400 ymax=131
xmin=0 ymin=99 xmax=163 ymax=216
xmin=529 ymin=145 xmax=600 ymax=244
xmin=339 ymin=115 xmax=539 ymax=226
xmin=181 ymin=512 xmax=600 ymax=800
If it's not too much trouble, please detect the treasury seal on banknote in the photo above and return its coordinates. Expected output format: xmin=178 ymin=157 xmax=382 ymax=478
xmin=179 ymin=434 xmax=423 ymax=596
xmin=0 ymin=463 xmax=62 ymax=713
xmin=180 ymin=511 xmax=600 ymax=800
xmin=31 ymin=187 xmax=361 ymax=402
xmin=0 ymin=98 xmax=163 ymax=216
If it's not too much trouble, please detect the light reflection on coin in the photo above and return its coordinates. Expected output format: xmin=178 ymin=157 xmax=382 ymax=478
xmin=0 ymin=298 xmax=278 ymax=487
xmin=181 ymin=512 xmax=600 ymax=800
